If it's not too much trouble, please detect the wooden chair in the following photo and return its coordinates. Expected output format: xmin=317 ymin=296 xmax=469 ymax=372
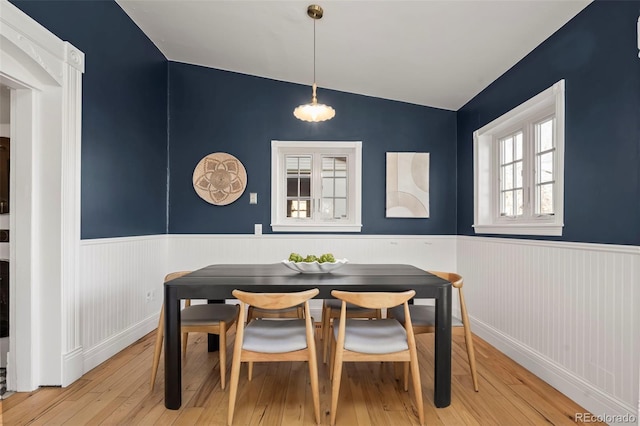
xmin=389 ymin=271 xmax=479 ymax=391
xmin=321 ymin=299 xmax=381 ymax=363
xmin=227 ymin=288 xmax=321 ymax=426
xmin=150 ymin=271 xmax=239 ymax=391
xmin=329 ymin=290 xmax=423 ymax=426
xmin=245 ymin=303 xmax=305 ymax=378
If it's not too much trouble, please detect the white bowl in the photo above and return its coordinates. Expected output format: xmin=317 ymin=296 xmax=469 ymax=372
xmin=281 ymin=258 xmax=348 ymax=274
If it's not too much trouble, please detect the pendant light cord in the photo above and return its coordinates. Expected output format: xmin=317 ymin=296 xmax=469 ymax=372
xmin=293 ymin=5 xmax=334 ymax=121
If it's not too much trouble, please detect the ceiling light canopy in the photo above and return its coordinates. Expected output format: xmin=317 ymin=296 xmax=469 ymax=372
xmin=293 ymin=5 xmax=335 ymax=123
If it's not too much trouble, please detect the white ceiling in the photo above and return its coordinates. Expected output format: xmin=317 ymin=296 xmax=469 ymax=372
xmin=116 ymin=0 xmax=591 ymax=111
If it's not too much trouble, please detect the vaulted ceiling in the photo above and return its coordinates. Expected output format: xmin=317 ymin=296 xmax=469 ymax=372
xmin=116 ymin=0 xmax=592 ymax=110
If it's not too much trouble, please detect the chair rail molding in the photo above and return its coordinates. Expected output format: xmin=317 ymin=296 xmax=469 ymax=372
xmin=0 ymin=0 xmax=84 ymax=390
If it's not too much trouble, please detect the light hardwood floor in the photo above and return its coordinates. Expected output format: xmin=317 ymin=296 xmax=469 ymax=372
xmin=0 ymin=326 xmax=602 ymax=425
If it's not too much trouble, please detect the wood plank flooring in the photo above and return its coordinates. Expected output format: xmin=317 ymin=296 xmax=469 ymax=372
xmin=0 ymin=326 xmax=603 ymax=425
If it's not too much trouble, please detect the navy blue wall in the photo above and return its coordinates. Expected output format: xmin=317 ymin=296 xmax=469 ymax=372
xmin=456 ymin=0 xmax=640 ymax=245
xmin=11 ymin=0 xmax=169 ymax=239
xmin=168 ymin=63 xmax=457 ymax=234
xmin=15 ymin=1 xmax=636 ymax=243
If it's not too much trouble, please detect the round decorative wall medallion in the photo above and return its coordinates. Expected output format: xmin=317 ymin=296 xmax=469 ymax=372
xmin=192 ymin=152 xmax=247 ymax=206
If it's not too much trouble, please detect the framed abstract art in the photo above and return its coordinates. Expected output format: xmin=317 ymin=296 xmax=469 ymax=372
xmin=386 ymin=152 xmax=429 ymax=218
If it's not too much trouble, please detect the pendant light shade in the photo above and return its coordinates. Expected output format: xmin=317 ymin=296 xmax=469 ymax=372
xmin=294 ymin=5 xmax=335 ymax=122
xmin=294 ymin=83 xmax=335 ymax=122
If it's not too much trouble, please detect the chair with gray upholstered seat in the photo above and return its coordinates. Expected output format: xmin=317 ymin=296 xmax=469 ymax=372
xmin=389 ymin=270 xmax=479 ymax=392
xmin=320 ymin=299 xmax=381 ymax=363
xmin=150 ymin=271 xmax=239 ymax=391
xmin=227 ymin=288 xmax=320 ymax=426
xmin=329 ymin=289 xmax=423 ymax=426
xmin=245 ymin=303 xmax=305 ymax=380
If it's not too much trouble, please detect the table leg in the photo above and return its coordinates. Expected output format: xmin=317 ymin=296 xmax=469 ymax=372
xmin=164 ymin=285 xmax=181 ymax=409
xmin=434 ymin=284 xmax=452 ymax=407
xmin=207 ymin=300 xmax=223 ymax=352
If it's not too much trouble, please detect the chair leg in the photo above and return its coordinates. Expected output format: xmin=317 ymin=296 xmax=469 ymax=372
xmin=308 ymin=350 xmax=321 ymax=424
xmin=409 ymin=349 xmax=424 ymax=426
xmin=182 ymin=331 xmax=189 ymax=357
xmin=219 ymin=324 xmax=227 ymax=390
xmin=403 ymin=362 xmax=409 ymax=391
xmin=329 ymin=349 xmax=344 ymax=426
xmin=248 ymin=361 xmax=254 ymax=381
xmin=463 ymin=325 xmax=479 ymax=391
xmin=459 ymin=290 xmax=479 ymax=391
xmin=329 ymin=335 xmax=336 ymax=381
xmin=150 ymin=305 xmax=165 ymax=390
xmin=321 ymin=305 xmax=327 ymax=361
xmin=318 ymin=303 xmax=324 ymax=341
xmin=227 ymin=340 xmax=243 ymax=425
xmin=322 ymin=306 xmax=332 ymax=363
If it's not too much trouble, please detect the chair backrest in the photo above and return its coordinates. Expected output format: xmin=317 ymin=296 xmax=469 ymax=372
xmin=331 ymin=290 xmax=416 ymax=310
xmin=233 ymin=288 xmax=319 ymax=310
xmin=331 ymin=289 xmax=417 ymax=333
xmin=232 ymin=288 xmax=319 ymax=325
xmin=164 ymin=271 xmax=191 ymax=282
xmin=428 ymin=271 xmax=463 ymax=289
xmin=428 ymin=271 xmax=466 ymax=317
xmin=330 ymin=289 xmax=419 ymax=354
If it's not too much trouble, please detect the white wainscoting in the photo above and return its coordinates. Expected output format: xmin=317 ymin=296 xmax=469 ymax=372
xmin=79 ymin=234 xmax=456 ymax=372
xmin=166 ymin=234 xmax=456 ymax=272
xmin=167 ymin=234 xmax=458 ymax=318
xmin=78 ymin=233 xmax=639 ymax=422
xmin=80 ymin=235 xmax=168 ymax=372
xmin=457 ymin=236 xmax=640 ymax=422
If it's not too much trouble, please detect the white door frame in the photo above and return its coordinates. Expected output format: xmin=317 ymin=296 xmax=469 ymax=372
xmin=0 ymin=0 xmax=84 ymax=389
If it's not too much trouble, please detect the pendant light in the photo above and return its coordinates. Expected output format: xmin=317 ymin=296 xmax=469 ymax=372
xmin=293 ymin=4 xmax=335 ymax=122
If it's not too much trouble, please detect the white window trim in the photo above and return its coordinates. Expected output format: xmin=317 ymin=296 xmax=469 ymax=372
xmin=271 ymin=140 xmax=362 ymax=232
xmin=473 ymin=80 xmax=565 ymax=236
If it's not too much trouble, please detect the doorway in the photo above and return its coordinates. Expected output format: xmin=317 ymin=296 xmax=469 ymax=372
xmin=0 ymin=2 xmax=84 ymax=390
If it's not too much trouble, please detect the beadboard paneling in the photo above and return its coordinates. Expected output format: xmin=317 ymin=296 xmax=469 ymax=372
xmin=457 ymin=236 xmax=640 ymax=419
xmin=168 ymin=234 xmax=458 ymax=317
xmin=167 ymin=234 xmax=456 ymax=271
xmin=79 ymin=234 xmax=456 ymax=371
xmin=78 ymin=233 xmax=639 ymax=420
xmin=79 ymin=236 xmax=167 ymax=371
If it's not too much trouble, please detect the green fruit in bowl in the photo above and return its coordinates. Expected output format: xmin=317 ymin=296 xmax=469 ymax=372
xmin=288 ymin=252 xmax=304 ymax=262
xmin=288 ymin=252 xmax=337 ymax=263
xmin=319 ymin=253 xmax=336 ymax=263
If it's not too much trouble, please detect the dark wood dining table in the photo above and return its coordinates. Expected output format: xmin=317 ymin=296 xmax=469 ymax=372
xmin=163 ymin=263 xmax=452 ymax=409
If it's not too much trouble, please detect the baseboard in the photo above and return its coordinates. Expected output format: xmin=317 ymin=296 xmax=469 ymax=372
xmin=82 ymin=314 xmax=158 ymax=374
xmin=471 ymin=318 xmax=639 ymax=424
xmin=62 ymin=346 xmax=84 ymax=387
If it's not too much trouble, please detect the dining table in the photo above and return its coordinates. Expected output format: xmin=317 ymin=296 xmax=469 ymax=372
xmin=163 ymin=263 xmax=452 ymax=410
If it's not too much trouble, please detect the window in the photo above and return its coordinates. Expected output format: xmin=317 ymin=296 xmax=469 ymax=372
xmin=473 ymin=80 xmax=564 ymax=236
xmin=271 ymin=141 xmax=362 ymax=232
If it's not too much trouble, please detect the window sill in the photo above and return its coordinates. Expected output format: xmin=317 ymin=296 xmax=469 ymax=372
xmin=473 ymin=223 xmax=563 ymax=236
xmin=271 ymin=224 xmax=362 ymax=233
